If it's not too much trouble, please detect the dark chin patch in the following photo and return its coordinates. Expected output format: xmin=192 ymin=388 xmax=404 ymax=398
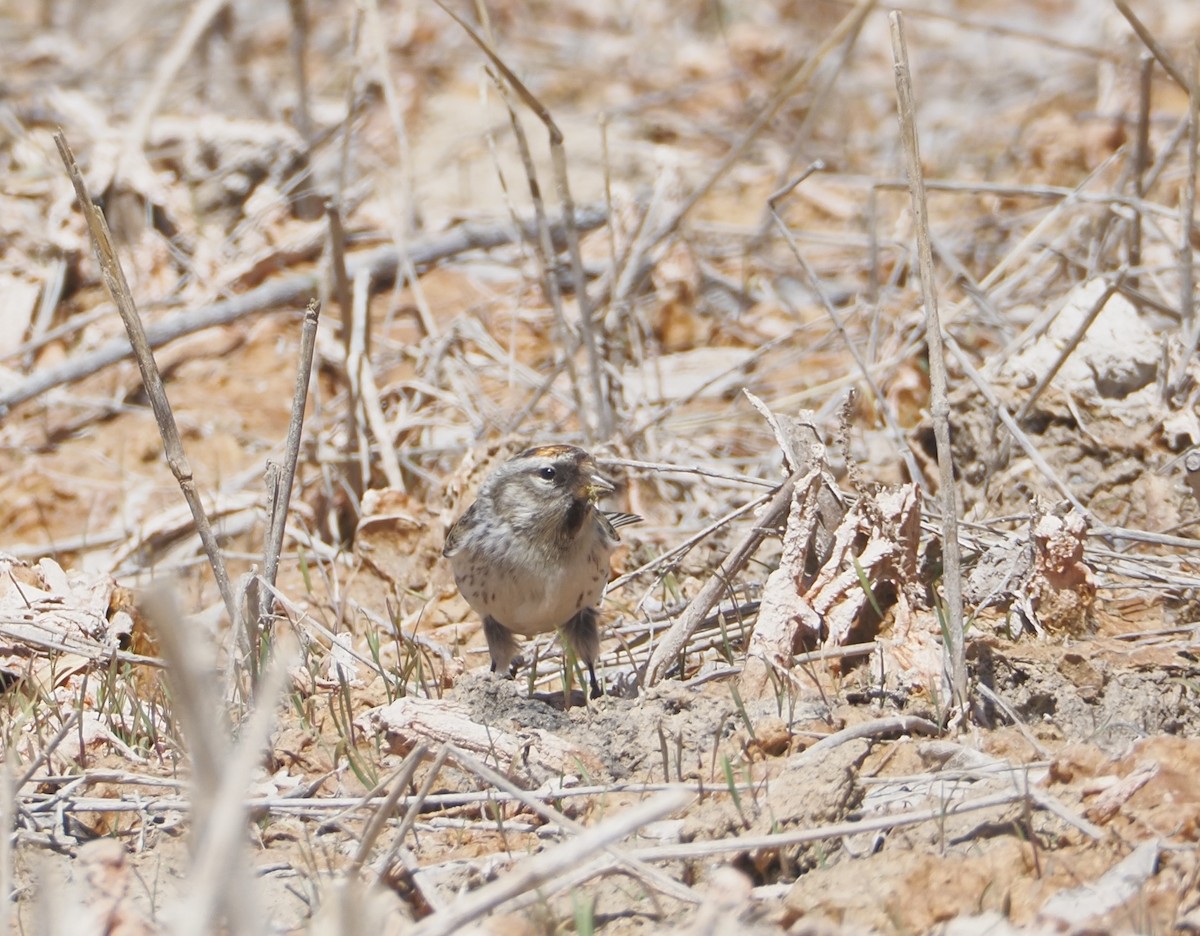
xmin=562 ymin=497 xmax=589 ymax=537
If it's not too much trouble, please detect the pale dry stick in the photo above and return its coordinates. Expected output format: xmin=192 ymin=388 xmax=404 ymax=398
xmin=955 ymin=155 xmax=1127 ymax=322
xmin=609 ymin=160 xmax=685 ymax=309
xmin=684 ymin=641 xmax=879 ymax=688
xmin=599 ymin=114 xmax=621 ymax=301
xmin=41 ymin=781 xmax=749 ymax=822
xmin=544 ymin=601 xmax=761 ymax=689
xmin=335 ymin=9 xmax=363 ymax=206
xmin=868 ymin=161 xmax=1124 ymax=367
xmin=1172 ymin=48 xmax=1200 ymax=395
xmin=890 ymin=14 xmax=967 ymax=715
xmin=347 ymin=599 xmax=454 ymax=669
xmin=0 ymin=624 xmax=165 ymax=670
xmin=624 ymin=324 xmax=812 ymax=442
xmin=253 ymin=300 xmax=321 ymax=661
xmin=376 ymin=745 xmax=451 ymax=864
xmin=141 ymin=586 xmax=262 ymax=936
xmin=4 ymin=300 xmax=108 ymax=365
xmin=621 ymin=0 xmax=878 ymax=280
xmin=444 ymin=316 xmax=579 ymax=422
xmin=1060 ymin=253 xmax=1183 ymax=323
xmin=943 ymin=334 xmax=1093 ymax=520
xmin=1096 ymin=525 xmax=1200 ymax=552
xmin=928 ymin=236 xmax=1004 ymax=330
xmin=768 ymin=174 xmax=929 ymax=494
xmin=409 ymin=788 xmax=692 ymax=936
xmin=974 ymin=683 xmax=1051 ymax=759
xmin=789 ymin=716 xmax=941 ymax=770
xmin=344 ymin=267 xmax=374 ymax=492
xmin=125 ymin=0 xmax=228 ymax=150
xmin=286 ymin=0 xmax=313 ymax=141
xmin=448 ymin=747 xmax=701 ymax=906
xmin=13 ymin=712 xmax=81 ymax=793
xmin=599 ymin=3 xmax=877 ymax=312
xmin=1085 ymin=549 xmax=1200 ymax=588
xmin=178 ymin=643 xmax=290 ymax=936
xmin=1128 ymin=55 xmax=1154 ymax=290
xmin=471 ymin=0 xmax=586 ymax=417
xmin=361 ymin=0 xmax=438 ymax=341
xmin=369 ymin=745 xmax=453 ymax=914
xmin=325 ymin=200 xmax=355 ymax=352
xmin=608 ymin=488 xmax=773 ymax=594
xmin=319 ymin=758 xmax=412 ymax=835
xmin=1027 ymin=788 xmax=1104 ymax=841
xmin=599 ymin=458 xmax=777 ymax=490
xmin=0 ymin=208 xmax=606 ymax=414
xmin=476 ymin=84 xmax=547 ymax=406
xmin=629 ymin=789 xmax=1030 ymax=863
xmin=1113 ymin=0 xmax=1195 ymax=94
xmin=1142 ymin=110 xmax=1192 ymax=197
xmin=345 ymin=743 xmax=428 ymax=877
xmin=27 ymin=770 xmax=185 ymax=791
xmin=867 ymin=176 xmax=1183 ymax=229
xmin=644 ymin=472 xmax=802 ymax=686
xmin=861 ymin=759 xmax=1101 ymax=841
xmin=0 ymin=761 xmax=9 ymax=936
xmin=347 ymin=268 xmax=403 ymax=489
xmin=893 ymin=2 xmax=1120 ymax=62
xmin=434 ymin=0 xmax=610 ymax=439
xmin=55 ymin=131 xmax=243 ymax=651
xmin=754 ymin=11 xmax=872 ymax=246
xmin=493 ymin=81 xmax=588 ymax=424
xmin=361 ymin=0 xmax=416 ymax=236
xmin=264 ymin=585 xmax=404 ymax=688
xmin=25 ymin=257 xmax=66 ymax=369
xmin=1014 ymin=275 xmax=1123 ymax=423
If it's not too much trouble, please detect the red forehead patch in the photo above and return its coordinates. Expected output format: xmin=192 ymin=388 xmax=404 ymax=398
xmin=515 ymin=444 xmax=586 ymax=461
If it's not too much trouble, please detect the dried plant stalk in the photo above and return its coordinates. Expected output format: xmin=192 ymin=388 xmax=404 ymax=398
xmin=888 ymin=14 xmax=968 ymax=714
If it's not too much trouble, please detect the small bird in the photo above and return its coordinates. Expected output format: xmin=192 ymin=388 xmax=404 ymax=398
xmin=443 ymin=444 xmax=640 ymax=698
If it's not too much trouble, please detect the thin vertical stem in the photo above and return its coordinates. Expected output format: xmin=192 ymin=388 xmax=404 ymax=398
xmin=1174 ymin=46 xmax=1200 ymax=396
xmin=889 ymin=13 xmax=968 ymax=715
xmin=1129 ymin=54 xmax=1154 ymax=289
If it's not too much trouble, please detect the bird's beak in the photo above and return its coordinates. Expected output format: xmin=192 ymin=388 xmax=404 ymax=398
xmin=584 ymin=469 xmax=615 ymax=501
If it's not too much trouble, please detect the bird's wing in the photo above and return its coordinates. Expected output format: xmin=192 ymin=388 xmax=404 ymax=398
xmin=442 ymin=502 xmax=478 ymax=557
xmin=600 ymin=511 xmax=643 ymax=539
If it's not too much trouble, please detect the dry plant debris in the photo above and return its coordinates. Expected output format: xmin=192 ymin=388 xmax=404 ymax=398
xmin=3 ymin=0 xmax=1200 ymax=933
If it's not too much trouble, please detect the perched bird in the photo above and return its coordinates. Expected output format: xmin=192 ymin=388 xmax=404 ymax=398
xmin=443 ymin=444 xmax=640 ymax=698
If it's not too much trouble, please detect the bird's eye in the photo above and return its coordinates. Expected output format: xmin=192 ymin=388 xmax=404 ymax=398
xmin=538 ymin=466 xmax=557 ymax=481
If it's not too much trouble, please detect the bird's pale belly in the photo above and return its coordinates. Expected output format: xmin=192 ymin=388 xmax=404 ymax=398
xmin=452 ymin=544 xmax=610 ymax=636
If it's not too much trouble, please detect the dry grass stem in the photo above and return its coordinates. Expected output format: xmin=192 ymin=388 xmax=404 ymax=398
xmin=253 ymin=299 xmax=321 ymax=659
xmin=1113 ymin=0 xmax=1194 ymax=92
xmin=768 ymin=179 xmax=928 ymax=492
xmin=447 ymin=745 xmax=701 ymax=905
xmin=629 ymin=788 xmax=1034 ymax=863
xmin=433 ymin=0 xmax=610 ymax=437
xmin=1014 ymin=276 xmax=1122 ymax=422
xmin=788 ymin=715 xmax=941 ymax=768
xmin=409 ymin=788 xmax=691 ymax=936
xmin=54 ymin=130 xmax=243 ymax=656
xmin=644 ymin=471 xmax=801 ymax=685
xmin=346 ymin=743 xmax=428 ymax=877
xmin=0 ymin=208 xmax=604 ymax=414
xmin=1173 ymin=48 xmax=1200 ymax=391
xmin=125 ymin=0 xmax=229 ymax=151
xmin=889 ymin=13 xmax=967 ymax=713
xmin=286 ymin=0 xmax=313 ymax=142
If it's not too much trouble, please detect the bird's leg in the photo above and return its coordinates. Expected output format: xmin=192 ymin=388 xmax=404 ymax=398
xmin=563 ymin=606 xmax=602 ymax=698
xmin=483 ymin=616 xmax=520 ymax=679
